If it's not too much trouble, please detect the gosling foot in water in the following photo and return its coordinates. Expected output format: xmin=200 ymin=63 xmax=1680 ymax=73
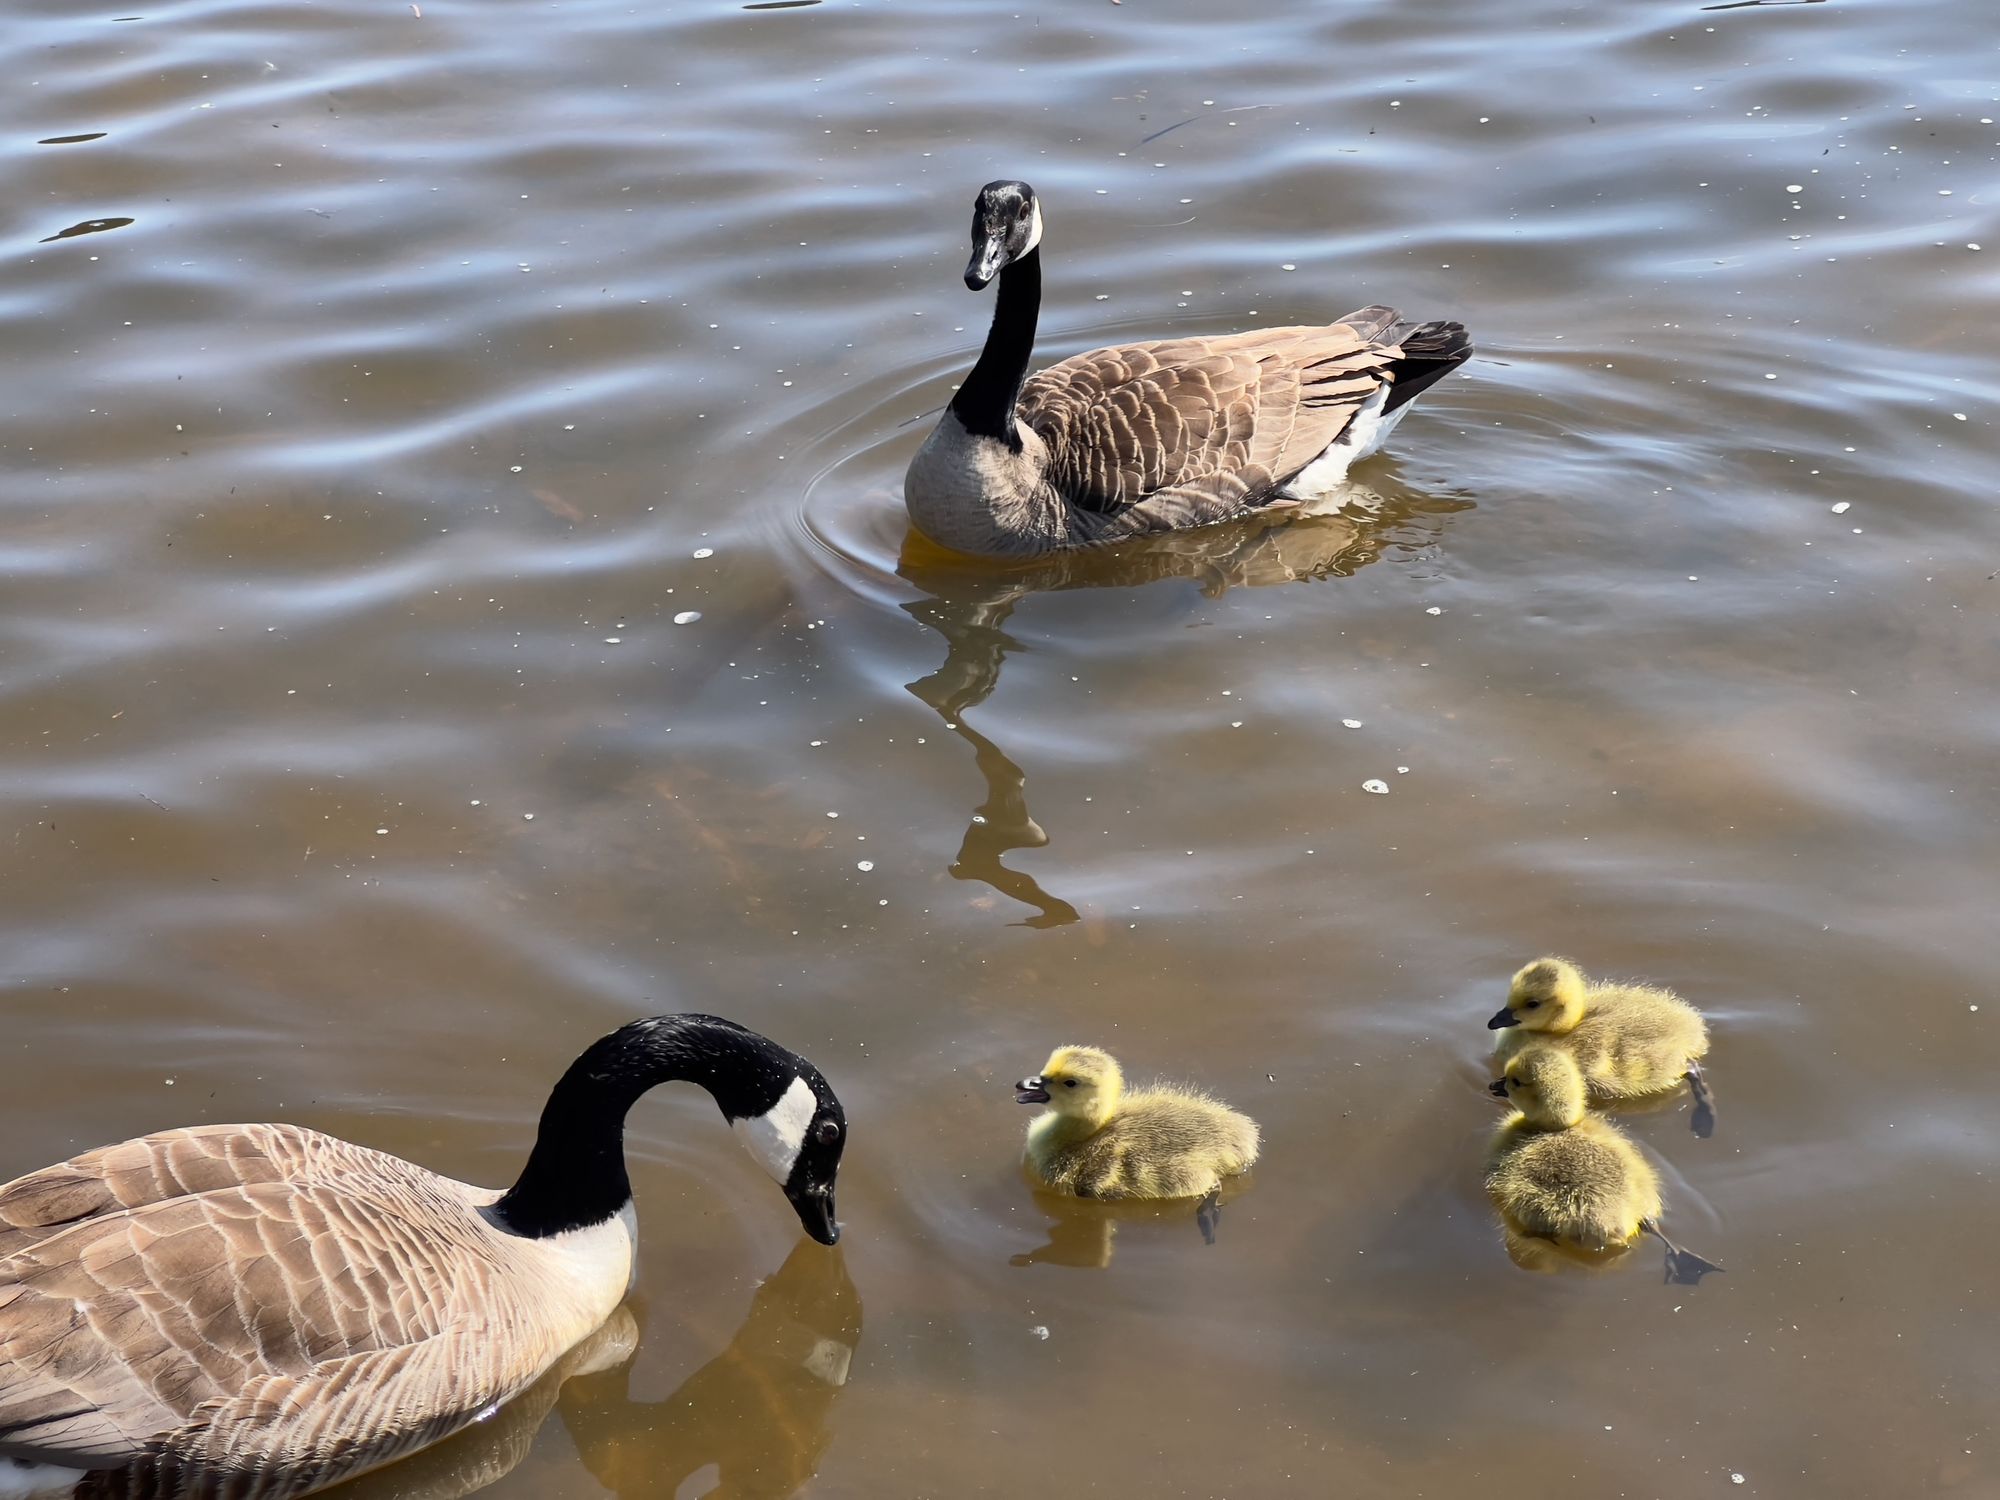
xmin=1643 ymin=1221 xmax=1724 ymax=1285
xmin=1196 ymin=1189 xmax=1223 ymax=1246
xmin=1686 ymin=1059 xmax=1718 ymax=1139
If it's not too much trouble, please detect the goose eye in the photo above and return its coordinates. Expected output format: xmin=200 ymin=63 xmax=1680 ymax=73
xmin=814 ymin=1119 xmax=841 ymax=1145
xmin=1063 ymin=1078 xmax=1078 ymax=1088
xmin=1523 ymin=1000 xmax=1541 ymax=1010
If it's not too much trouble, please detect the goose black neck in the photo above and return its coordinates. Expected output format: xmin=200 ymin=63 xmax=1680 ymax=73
xmin=950 ymin=247 xmax=1040 ymax=449
xmin=487 ymin=1015 xmax=753 ymax=1239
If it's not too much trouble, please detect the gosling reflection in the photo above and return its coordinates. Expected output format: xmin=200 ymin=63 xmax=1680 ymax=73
xmin=1009 ymin=1185 xmax=1250 ymax=1269
xmin=325 ymin=1309 xmax=639 ymax=1500
xmin=899 ymin=486 xmax=1465 ymax=926
xmin=561 ymin=1237 xmax=864 ymax=1500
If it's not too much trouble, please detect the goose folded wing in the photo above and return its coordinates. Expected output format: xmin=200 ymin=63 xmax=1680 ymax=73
xmin=0 ymin=1180 xmax=474 ymax=1468
xmin=1018 ymin=326 xmax=1401 ymax=518
xmin=0 ymin=1124 xmax=362 ymax=1259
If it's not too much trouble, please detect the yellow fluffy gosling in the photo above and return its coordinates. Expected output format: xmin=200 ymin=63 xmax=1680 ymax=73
xmin=1487 ymin=1047 xmax=1722 ymax=1285
xmin=1489 ymin=956 xmax=1717 ymax=1137
xmin=1014 ymin=1046 xmax=1258 ymax=1241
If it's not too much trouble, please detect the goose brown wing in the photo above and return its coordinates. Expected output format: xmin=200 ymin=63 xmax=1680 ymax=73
xmin=1016 ymin=321 xmax=1402 ymax=520
xmin=0 ymin=1170 xmax=489 ymax=1469
xmin=0 ymin=1124 xmax=386 ymax=1260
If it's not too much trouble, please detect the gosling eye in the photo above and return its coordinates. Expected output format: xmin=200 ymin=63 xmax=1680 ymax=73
xmin=1063 ymin=1079 xmax=1078 ymax=1089
xmin=814 ymin=1119 xmax=841 ymax=1146
xmin=1523 ymin=1000 xmax=1541 ymax=1010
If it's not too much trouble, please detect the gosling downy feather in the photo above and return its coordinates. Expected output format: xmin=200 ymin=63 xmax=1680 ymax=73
xmin=905 ymin=180 xmax=1472 ymax=558
xmin=1486 ymin=1048 xmax=1721 ymax=1285
xmin=1488 ymin=956 xmax=1716 ymax=1137
xmin=1014 ymin=1046 xmax=1259 ymax=1205
xmin=0 ymin=1014 xmax=847 ymax=1500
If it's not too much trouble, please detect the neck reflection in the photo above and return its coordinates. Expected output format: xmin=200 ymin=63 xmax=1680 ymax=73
xmin=897 ymin=487 xmax=1464 ymax=928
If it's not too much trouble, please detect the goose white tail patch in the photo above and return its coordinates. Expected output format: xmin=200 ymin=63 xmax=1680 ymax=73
xmin=732 ymin=1075 xmax=817 ymax=1184
xmin=0 ymin=1459 xmax=85 ymax=1500
xmin=1279 ymin=385 xmax=1412 ymax=500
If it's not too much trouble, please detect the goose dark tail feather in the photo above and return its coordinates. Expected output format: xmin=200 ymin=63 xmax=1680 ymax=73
xmin=1335 ymin=305 xmax=1472 ymax=413
xmin=1382 ymin=318 xmax=1472 ymax=414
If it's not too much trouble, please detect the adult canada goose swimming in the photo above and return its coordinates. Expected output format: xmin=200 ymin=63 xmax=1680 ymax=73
xmin=0 ymin=1014 xmax=846 ymax=1500
xmin=904 ymin=179 xmax=1472 ymax=558
xmin=1487 ymin=956 xmax=1716 ymax=1137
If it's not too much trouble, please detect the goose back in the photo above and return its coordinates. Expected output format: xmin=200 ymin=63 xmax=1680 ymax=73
xmin=0 ymin=1123 xmax=630 ymax=1500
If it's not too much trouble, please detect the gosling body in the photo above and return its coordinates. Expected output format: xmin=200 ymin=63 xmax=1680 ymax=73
xmin=1489 ymin=956 xmax=1716 ymax=1136
xmin=1486 ymin=1048 xmax=1720 ymax=1284
xmin=1014 ymin=1046 xmax=1258 ymax=1201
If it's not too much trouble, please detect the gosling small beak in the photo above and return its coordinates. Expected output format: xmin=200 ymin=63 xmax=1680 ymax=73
xmin=1014 ymin=1075 xmax=1050 ymax=1105
xmin=1488 ymin=1079 xmax=1509 ymax=1099
xmin=1487 ymin=1007 xmax=1519 ymax=1030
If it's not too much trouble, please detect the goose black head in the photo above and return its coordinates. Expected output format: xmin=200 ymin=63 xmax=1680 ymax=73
xmin=964 ymin=179 xmax=1042 ymax=290
xmin=721 ymin=1041 xmax=848 ymax=1247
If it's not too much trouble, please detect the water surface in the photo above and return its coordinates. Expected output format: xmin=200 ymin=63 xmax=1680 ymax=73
xmin=3 ymin=0 xmax=1996 ymax=1495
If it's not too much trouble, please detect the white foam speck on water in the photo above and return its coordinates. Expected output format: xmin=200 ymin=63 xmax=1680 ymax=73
xmin=674 ymin=610 xmax=701 ymax=624
xmin=693 ymin=546 xmax=714 ymax=558
xmin=856 ymin=860 xmax=873 ymax=871
xmin=1342 ymin=718 xmax=1363 ymax=729
xmin=1832 ymin=501 xmax=1851 ymax=514
xmin=1362 ymin=779 xmax=1389 ymax=794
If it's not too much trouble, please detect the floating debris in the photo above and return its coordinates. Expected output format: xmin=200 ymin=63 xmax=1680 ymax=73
xmin=39 ymin=216 xmax=134 ymax=243
xmin=673 ymin=610 xmax=702 ymax=624
xmin=1362 ymin=779 xmax=1389 ymax=794
xmin=38 ymin=133 xmax=107 ymax=146
xmin=1342 ymin=718 xmax=1364 ymax=729
xmin=693 ymin=546 xmax=714 ymax=558
xmin=1831 ymin=501 xmax=1851 ymax=514
xmin=857 ymin=860 xmax=874 ymax=872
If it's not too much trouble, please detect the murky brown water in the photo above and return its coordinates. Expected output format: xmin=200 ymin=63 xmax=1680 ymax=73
xmin=4 ymin=0 xmax=1997 ymax=1494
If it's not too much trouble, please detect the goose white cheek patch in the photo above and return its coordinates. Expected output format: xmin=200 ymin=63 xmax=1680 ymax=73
xmin=732 ymin=1074 xmax=817 ymax=1184
xmin=1022 ymin=200 xmax=1043 ymax=254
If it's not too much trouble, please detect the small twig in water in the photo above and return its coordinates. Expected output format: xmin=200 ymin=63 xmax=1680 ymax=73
xmin=1700 ymin=0 xmax=1824 ymax=10
xmin=1140 ymin=104 xmax=1269 ymax=146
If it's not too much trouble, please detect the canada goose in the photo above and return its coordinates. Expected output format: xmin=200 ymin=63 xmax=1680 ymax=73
xmin=1014 ymin=1046 xmax=1258 ymax=1238
xmin=1488 ymin=956 xmax=1717 ymax=1137
xmin=0 ymin=1014 xmax=846 ymax=1500
xmin=904 ymin=179 xmax=1472 ymax=558
xmin=1487 ymin=1048 xmax=1721 ymax=1285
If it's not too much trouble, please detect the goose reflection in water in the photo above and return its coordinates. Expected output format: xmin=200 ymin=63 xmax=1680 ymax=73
xmin=896 ymin=484 xmax=1472 ymax=928
xmin=326 ymin=1238 xmax=861 ymax=1500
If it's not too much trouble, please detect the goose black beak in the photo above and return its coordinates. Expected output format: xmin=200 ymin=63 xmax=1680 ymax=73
xmin=1015 ymin=1075 xmax=1050 ymax=1105
xmin=964 ymin=237 xmax=1007 ymax=291
xmin=1488 ymin=1078 xmax=1509 ymax=1099
xmin=1487 ymin=1007 xmax=1519 ymax=1030
xmin=787 ymin=1184 xmax=840 ymax=1246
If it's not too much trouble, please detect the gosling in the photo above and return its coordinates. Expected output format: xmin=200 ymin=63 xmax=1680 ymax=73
xmin=1487 ymin=1047 xmax=1722 ymax=1285
xmin=1488 ymin=956 xmax=1717 ymax=1137
xmin=1014 ymin=1046 xmax=1259 ymax=1241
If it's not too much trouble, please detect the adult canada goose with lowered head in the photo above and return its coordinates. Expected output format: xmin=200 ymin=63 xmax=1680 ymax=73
xmin=905 ymin=179 xmax=1472 ymax=558
xmin=0 ymin=1014 xmax=846 ymax=1500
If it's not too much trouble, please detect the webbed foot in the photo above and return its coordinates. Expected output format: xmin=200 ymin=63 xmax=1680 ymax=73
xmin=1196 ymin=1189 xmax=1222 ymax=1246
xmin=1663 ymin=1246 xmax=1725 ymax=1285
xmin=1686 ymin=1060 xmax=1717 ymax=1139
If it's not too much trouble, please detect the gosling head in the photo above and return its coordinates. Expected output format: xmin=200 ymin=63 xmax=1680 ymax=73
xmin=1015 ymin=1045 xmax=1123 ymax=1124
xmin=1488 ymin=956 xmax=1587 ymax=1032
xmin=964 ymin=179 xmax=1042 ymax=290
xmin=1495 ymin=1047 xmax=1587 ymax=1130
